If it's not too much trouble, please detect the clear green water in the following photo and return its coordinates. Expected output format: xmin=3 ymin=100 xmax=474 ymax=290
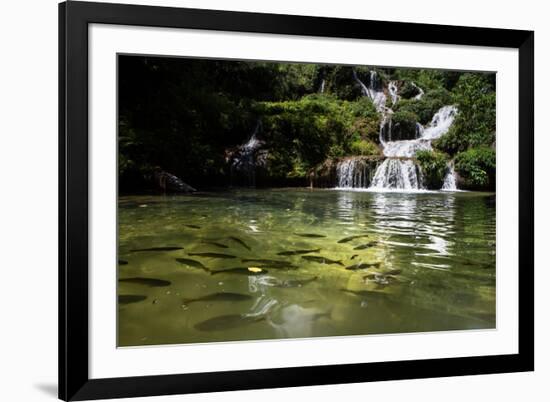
xmin=118 ymin=188 xmax=496 ymax=346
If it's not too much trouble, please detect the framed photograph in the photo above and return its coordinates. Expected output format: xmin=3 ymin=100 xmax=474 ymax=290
xmin=59 ymin=1 xmax=534 ymax=400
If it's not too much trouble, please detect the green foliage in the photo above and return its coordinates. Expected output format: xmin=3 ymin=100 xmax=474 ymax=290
xmin=392 ymin=110 xmax=418 ymax=126
xmin=322 ymin=66 xmax=363 ymax=100
xmin=118 ymin=56 xmax=496 ymax=190
xmin=258 ymin=94 xmax=382 ymax=174
xmin=392 ymin=69 xmax=462 ymax=91
xmin=347 ymin=97 xmax=381 ymax=141
xmin=350 ymin=140 xmax=380 ymax=156
xmin=454 ymin=147 xmax=496 ymax=189
xmin=395 ymin=88 xmax=452 ymax=125
xmin=259 ymin=95 xmax=352 ymax=171
xmin=399 ymin=82 xmax=420 ymax=99
xmin=391 ymin=110 xmax=419 ymax=140
xmin=415 ymin=150 xmax=448 ymax=189
xmin=347 ymin=97 xmax=379 ymax=119
xmin=275 ymin=63 xmax=319 ymax=99
xmin=434 ymin=73 xmax=495 ymax=155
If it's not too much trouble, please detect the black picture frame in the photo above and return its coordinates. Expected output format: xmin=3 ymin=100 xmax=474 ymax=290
xmin=59 ymin=1 xmax=534 ymax=400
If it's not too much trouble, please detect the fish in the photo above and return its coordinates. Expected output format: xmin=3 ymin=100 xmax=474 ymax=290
xmin=201 ymin=241 xmax=229 ymax=249
xmin=350 ymin=255 xmax=359 ymax=260
xmin=345 ymin=262 xmax=381 ymax=271
xmin=118 ymin=295 xmax=147 ymax=304
xmin=118 ymin=277 xmax=171 ymax=287
xmin=301 ymin=256 xmax=344 ymax=266
xmin=182 ymin=292 xmax=253 ymax=306
xmin=175 ymin=258 xmax=210 ymax=272
xmin=274 ymin=276 xmax=319 ymax=288
xmin=188 ymin=252 xmax=237 ymax=259
xmin=241 ymin=258 xmax=293 ymax=267
xmin=210 ymin=267 xmax=268 ymax=276
xmin=130 ymin=246 xmax=183 ymax=252
xmin=340 ymin=289 xmax=380 ymax=298
xmin=294 ymin=233 xmax=326 ymax=238
xmin=227 ymin=236 xmax=252 ymax=251
xmin=256 ymin=264 xmax=297 ymax=270
xmin=194 ymin=314 xmax=265 ymax=331
xmin=277 ymin=248 xmax=321 ymax=256
xmin=337 ymin=234 xmax=370 ymax=244
xmin=384 ymin=269 xmax=402 ymax=276
xmin=118 ymin=259 xmax=129 ymax=265
xmin=353 ymin=241 xmax=378 ymax=250
xmin=185 ymin=224 xmax=201 ymax=229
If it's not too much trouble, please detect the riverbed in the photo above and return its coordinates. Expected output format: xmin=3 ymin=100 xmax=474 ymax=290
xmin=118 ymin=188 xmax=496 ymax=346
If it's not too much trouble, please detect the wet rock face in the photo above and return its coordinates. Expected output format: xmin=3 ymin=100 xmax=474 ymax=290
xmin=310 ymin=158 xmax=338 ymax=188
xmin=310 ymin=156 xmax=382 ymax=188
xmin=152 ymin=169 xmax=196 ymax=193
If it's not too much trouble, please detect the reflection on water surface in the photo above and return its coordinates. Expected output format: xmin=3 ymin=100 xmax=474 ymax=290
xmin=118 ymin=188 xmax=496 ymax=346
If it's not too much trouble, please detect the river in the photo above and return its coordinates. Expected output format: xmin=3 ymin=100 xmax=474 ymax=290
xmin=118 ymin=188 xmax=495 ymax=346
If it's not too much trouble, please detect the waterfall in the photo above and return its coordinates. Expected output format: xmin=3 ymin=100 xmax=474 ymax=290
xmin=411 ymin=82 xmax=424 ymax=100
xmin=241 ymin=122 xmax=262 ymax=153
xmin=334 ymin=70 xmax=458 ymax=192
xmin=371 ymin=105 xmax=457 ymax=190
xmin=388 ymin=81 xmax=399 ymax=106
xmin=336 ymin=158 xmax=370 ymax=188
xmin=230 ymin=120 xmax=265 ymax=186
xmin=352 ymin=69 xmax=387 ymax=112
xmin=382 ymin=106 xmax=457 ymax=159
xmin=441 ymin=163 xmax=458 ymax=191
xmin=370 ymin=159 xmax=422 ymax=190
xmin=335 ymin=105 xmax=457 ymax=191
xmin=421 ymin=106 xmax=457 ymax=140
xmin=415 ymin=122 xmax=424 ymax=138
xmin=319 ymin=79 xmax=325 ymax=94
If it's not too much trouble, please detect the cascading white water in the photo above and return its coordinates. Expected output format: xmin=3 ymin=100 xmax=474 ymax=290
xmin=352 ymin=69 xmax=387 ymax=112
xmin=388 ymin=81 xmax=399 ymax=106
xmin=416 ymin=122 xmax=424 ymax=138
xmin=421 ymin=106 xmax=457 ymax=140
xmin=336 ymin=159 xmax=370 ymax=188
xmin=241 ymin=129 xmax=261 ymax=152
xmin=336 ymin=105 xmax=458 ymax=191
xmin=371 ymin=105 xmax=457 ymax=190
xmin=381 ymin=106 xmax=457 ymax=158
xmin=336 ymin=71 xmax=458 ymax=191
xmin=411 ymin=82 xmax=424 ymax=100
xmin=441 ymin=163 xmax=458 ymax=191
xmin=230 ymin=121 xmax=265 ymax=186
xmin=370 ymin=159 xmax=422 ymax=190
